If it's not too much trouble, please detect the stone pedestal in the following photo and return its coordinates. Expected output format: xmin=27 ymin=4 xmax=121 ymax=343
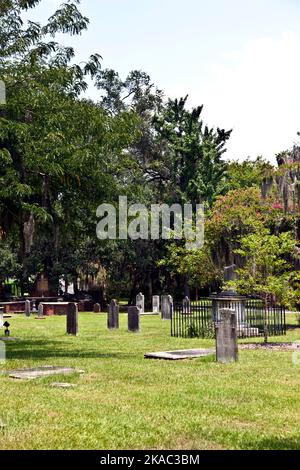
xmin=108 ymin=300 xmax=119 ymax=330
xmin=128 ymin=306 xmax=140 ymax=333
xmin=215 ymin=308 xmax=238 ymax=363
xmin=67 ymin=303 xmax=78 ymax=336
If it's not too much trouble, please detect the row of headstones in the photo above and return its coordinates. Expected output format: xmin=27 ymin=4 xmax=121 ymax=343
xmin=136 ymin=293 xmax=175 ymax=319
xmin=65 ymin=302 xmax=142 ymax=335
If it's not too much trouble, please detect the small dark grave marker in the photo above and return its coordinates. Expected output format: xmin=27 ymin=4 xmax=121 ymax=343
xmin=128 ymin=306 xmax=140 ymax=333
xmin=66 ymin=303 xmax=78 ymax=336
xmin=108 ymin=300 xmax=119 ymax=330
xmin=94 ymin=303 xmax=101 ymax=313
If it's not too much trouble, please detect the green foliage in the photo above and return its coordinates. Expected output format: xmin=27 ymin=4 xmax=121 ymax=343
xmin=229 ymin=229 xmax=299 ymax=307
xmin=226 ymin=157 xmax=273 ymax=191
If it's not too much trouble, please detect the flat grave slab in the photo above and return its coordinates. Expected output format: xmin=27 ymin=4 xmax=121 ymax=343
xmin=144 ymin=348 xmax=215 ymax=361
xmin=141 ymin=312 xmax=160 ymax=316
xmin=9 ymin=366 xmax=85 ymax=380
xmin=50 ymin=382 xmax=77 ymax=389
xmin=0 ymin=337 xmax=19 ymax=342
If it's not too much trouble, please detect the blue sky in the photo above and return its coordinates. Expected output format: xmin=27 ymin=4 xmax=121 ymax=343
xmin=26 ymin=0 xmax=300 ymax=162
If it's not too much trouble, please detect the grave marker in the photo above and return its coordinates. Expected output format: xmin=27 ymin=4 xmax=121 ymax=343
xmin=161 ymin=295 xmax=173 ymax=320
xmin=152 ymin=296 xmax=160 ymax=314
xmin=128 ymin=306 xmax=140 ymax=333
xmin=66 ymin=303 xmax=78 ymax=336
xmin=108 ymin=300 xmax=119 ymax=330
xmin=136 ymin=293 xmax=145 ymax=313
xmin=215 ymin=308 xmax=238 ymax=364
xmin=94 ymin=303 xmax=101 ymax=313
xmin=25 ymin=300 xmax=31 ymax=317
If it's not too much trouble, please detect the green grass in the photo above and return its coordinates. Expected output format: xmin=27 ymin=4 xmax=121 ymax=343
xmin=0 ymin=313 xmax=300 ymax=450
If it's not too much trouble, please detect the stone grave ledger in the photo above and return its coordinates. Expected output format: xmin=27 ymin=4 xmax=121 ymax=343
xmin=161 ymin=295 xmax=173 ymax=320
xmin=152 ymin=296 xmax=160 ymax=314
xmin=0 ymin=301 xmax=26 ymax=314
xmin=128 ymin=306 xmax=140 ymax=332
xmin=108 ymin=300 xmax=119 ymax=330
xmin=136 ymin=293 xmax=145 ymax=314
xmin=215 ymin=308 xmax=238 ymax=364
xmin=67 ymin=303 xmax=78 ymax=336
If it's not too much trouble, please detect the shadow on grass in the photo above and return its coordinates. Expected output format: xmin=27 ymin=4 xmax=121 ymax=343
xmin=4 ymin=339 xmax=132 ymax=360
xmin=252 ymin=436 xmax=300 ymax=450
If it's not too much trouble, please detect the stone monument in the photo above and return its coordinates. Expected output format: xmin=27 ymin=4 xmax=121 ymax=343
xmin=161 ymin=295 xmax=173 ymax=320
xmin=108 ymin=300 xmax=119 ymax=330
xmin=136 ymin=293 xmax=145 ymax=313
xmin=215 ymin=308 xmax=238 ymax=363
xmin=66 ymin=303 xmax=78 ymax=336
xmin=152 ymin=296 xmax=160 ymax=314
xmin=128 ymin=306 xmax=140 ymax=333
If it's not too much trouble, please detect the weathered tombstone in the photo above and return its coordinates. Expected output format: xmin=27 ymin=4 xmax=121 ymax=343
xmin=136 ymin=293 xmax=145 ymax=313
xmin=32 ymin=302 xmax=37 ymax=314
xmin=183 ymin=296 xmax=191 ymax=315
xmin=94 ymin=303 xmax=101 ymax=313
xmin=66 ymin=303 xmax=78 ymax=336
xmin=25 ymin=300 xmax=31 ymax=318
xmin=152 ymin=296 xmax=160 ymax=314
xmin=128 ymin=306 xmax=140 ymax=333
xmin=0 ymin=307 xmax=4 ymax=328
xmin=215 ymin=308 xmax=238 ymax=364
xmin=161 ymin=295 xmax=173 ymax=320
xmin=108 ymin=300 xmax=119 ymax=330
xmin=38 ymin=303 xmax=44 ymax=318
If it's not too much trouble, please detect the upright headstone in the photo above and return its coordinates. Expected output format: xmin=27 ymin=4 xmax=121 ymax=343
xmin=161 ymin=295 xmax=173 ymax=320
xmin=38 ymin=303 xmax=44 ymax=318
xmin=152 ymin=296 xmax=160 ymax=314
xmin=94 ymin=303 xmax=101 ymax=313
xmin=136 ymin=293 xmax=145 ymax=313
xmin=66 ymin=303 xmax=78 ymax=336
xmin=183 ymin=296 xmax=191 ymax=315
xmin=215 ymin=308 xmax=238 ymax=364
xmin=25 ymin=300 xmax=31 ymax=317
xmin=108 ymin=300 xmax=119 ymax=330
xmin=0 ymin=307 xmax=3 ymax=328
xmin=128 ymin=306 xmax=140 ymax=333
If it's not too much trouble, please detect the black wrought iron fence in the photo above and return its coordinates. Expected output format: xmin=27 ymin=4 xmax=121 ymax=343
xmin=171 ymin=297 xmax=286 ymax=339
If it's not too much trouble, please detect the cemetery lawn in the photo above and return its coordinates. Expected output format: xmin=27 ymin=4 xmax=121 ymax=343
xmin=0 ymin=314 xmax=300 ymax=450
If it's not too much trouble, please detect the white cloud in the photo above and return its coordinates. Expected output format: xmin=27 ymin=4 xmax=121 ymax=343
xmin=194 ymin=32 xmax=300 ymax=162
